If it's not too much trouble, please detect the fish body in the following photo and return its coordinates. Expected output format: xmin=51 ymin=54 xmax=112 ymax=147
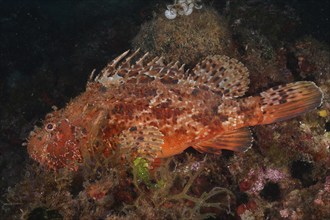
xmin=27 ymin=51 xmax=323 ymax=170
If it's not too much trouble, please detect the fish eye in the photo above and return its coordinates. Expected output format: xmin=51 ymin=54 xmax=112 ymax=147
xmin=45 ymin=123 xmax=56 ymax=132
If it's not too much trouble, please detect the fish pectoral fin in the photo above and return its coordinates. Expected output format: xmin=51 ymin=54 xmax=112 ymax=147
xmin=119 ymin=125 xmax=164 ymax=161
xmin=193 ymin=127 xmax=253 ymax=154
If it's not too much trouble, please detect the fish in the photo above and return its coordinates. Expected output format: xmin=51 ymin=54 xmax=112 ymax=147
xmin=27 ymin=50 xmax=324 ymax=170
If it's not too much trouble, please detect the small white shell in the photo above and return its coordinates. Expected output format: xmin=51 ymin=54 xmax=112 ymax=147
xmin=178 ymin=3 xmax=188 ymax=15
xmin=165 ymin=9 xmax=177 ymax=19
xmin=184 ymin=3 xmax=194 ymax=16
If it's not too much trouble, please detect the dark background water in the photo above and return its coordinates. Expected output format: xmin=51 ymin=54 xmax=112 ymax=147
xmin=270 ymin=0 xmax=329 ymax=44
xmin=0 ymin=0 xmax=329 ymax=199
xmin=0 ymin=0 xmax=154 ymax=143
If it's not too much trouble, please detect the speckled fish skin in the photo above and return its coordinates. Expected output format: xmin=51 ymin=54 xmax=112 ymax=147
xmin=27 ymin=50 xmax=324 ymax=170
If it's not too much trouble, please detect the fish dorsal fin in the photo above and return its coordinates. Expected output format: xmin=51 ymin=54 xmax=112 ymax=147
xmin=95 ymin=50 xmax=185 ymax=87
xmin=189 ymin=55 xmax=250 ymax=98
xmin=193 ymin=127 xmax=253 ymax=154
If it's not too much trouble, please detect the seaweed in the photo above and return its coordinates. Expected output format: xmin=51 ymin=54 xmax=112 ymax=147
xmin=123 ymin=155 xmax=235 ymax=219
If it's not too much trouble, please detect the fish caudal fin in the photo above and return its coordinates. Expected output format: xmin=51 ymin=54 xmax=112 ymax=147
xmin=260 ymin=81 xmax=323 ymax=125
xmin=193 ymin=127 xmax=253 ymax=154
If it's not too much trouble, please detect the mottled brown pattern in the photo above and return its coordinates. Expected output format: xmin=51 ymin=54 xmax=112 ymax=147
xmin=26 ymin=51 xmax=323 ymax=170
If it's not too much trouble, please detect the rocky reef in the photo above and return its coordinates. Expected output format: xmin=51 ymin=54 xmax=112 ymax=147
xmin=133 ymin=6 xmax=233 ymax=67
xmin=1 ymin=0 xmax=330 ymax=219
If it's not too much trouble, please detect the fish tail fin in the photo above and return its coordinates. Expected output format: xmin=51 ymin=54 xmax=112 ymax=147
xmin=259 ymin=81 xmax=323 ymax=125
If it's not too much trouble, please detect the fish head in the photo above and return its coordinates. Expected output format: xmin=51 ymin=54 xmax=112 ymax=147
xmin=27 ymin=112 xmax=84 ymax=170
